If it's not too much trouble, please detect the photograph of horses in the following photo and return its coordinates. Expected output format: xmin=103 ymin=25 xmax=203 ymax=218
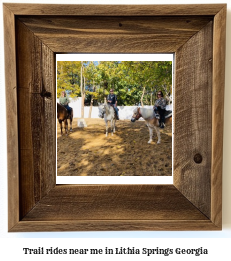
xmin=56 ymin=59 xmax=173 ymax=177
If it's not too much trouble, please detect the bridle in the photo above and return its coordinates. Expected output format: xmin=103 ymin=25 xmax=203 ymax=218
xmin=133 ymin=107 xmax=142 ymax=120
xmin=98 ymin=104 xmax=106 ymax=118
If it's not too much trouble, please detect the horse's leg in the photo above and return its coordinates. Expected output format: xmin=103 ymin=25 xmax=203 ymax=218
xmin=155 ymin=126 xmax=161 ymax=144
xmin=105 ymin=120 xmax=108 ymax=137
xmin=111 ymin=119 xmax=114 ymax=136
xmin=64 ymin=119 xmax=68 ymax=135
xmin=60 ymin=123 xmax=63 ymax=135
xmin=69 ymin=118 xmax=73 ymax=132
xmin=150 ymin=118 xmax=161 ymax=144
xmin=59 ymin=120 xmax=63 ymax=135
xmin=148 ymin=125 xmax=153 ymax=144
xmin=113 ymin=119 xmax=116 ymax=134
xmin=70 ymin=111 xmax=73 ymax=131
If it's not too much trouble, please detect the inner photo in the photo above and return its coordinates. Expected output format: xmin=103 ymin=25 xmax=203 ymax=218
xmin=57 ymin=56 xmax=173 ymax=179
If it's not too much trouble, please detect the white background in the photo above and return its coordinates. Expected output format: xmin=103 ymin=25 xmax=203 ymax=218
xmin=0 ymin=0 xmax=231 ymax=260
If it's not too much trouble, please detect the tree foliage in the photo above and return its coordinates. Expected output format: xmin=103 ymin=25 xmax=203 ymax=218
xmin=57 ymin=61 xmax=172 ymax=105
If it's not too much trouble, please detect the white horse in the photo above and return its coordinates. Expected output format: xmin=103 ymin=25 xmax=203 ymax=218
xmin=131 ymin=107 xmax=172 ymax=144
xmin=98 ymin=103 xmax=116 ymax=137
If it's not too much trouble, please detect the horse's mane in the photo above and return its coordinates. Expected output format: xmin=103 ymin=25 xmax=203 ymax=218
xmin=105 ymin=103 xmax=110 ymax=114
xmin=57 ymin=103 xmax=68 ymax=112
xmin=105 ymin=103 xmax=114 ymax=114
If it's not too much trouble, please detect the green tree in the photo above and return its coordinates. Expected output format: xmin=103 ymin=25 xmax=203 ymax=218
xmin=57 ymin=61 xmax=81 ymax=98
xmin=57 ymin=60 xmax=172 ymax=106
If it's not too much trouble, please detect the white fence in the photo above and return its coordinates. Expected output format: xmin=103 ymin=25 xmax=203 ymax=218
xmin=57 ymin=97 xmax=172 ymax=120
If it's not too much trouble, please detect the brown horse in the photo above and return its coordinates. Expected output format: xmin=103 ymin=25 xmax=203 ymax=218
xmin=57 ymin=103 xmax=73 ymax=135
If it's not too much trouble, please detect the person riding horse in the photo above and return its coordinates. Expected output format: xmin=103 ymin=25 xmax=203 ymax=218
xmin=59 ymin=91 xmax=72 ymax=116
xmin=154 ymin=90 xmax=167 ymax=128
xmin=107 ymin=89 xmax=119 ymax=120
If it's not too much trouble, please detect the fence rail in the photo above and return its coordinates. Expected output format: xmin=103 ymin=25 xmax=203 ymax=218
xmin=57 ymin=97 xmax=172 ymax=120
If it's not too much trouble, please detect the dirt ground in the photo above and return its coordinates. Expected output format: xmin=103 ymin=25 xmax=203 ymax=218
xmin=57 ymin=118 xmax=172 ymax=176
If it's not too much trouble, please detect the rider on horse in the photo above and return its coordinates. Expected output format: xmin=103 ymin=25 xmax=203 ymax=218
xmin=59 ymin=91 xmax=72 ymax=116
xmin=154 ymin=90 xmax=167 ymax=128
xmin=107 ymin=88 xmax=119 ymax=120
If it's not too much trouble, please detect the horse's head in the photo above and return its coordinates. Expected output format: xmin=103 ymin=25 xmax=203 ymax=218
xmin=98 ymin=104 xmax=105 ymax=118
xmin=131 ymin=107 xmax=142 ymax=122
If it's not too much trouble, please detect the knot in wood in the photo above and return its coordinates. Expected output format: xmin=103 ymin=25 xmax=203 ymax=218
xmin=194 ymin=153 xmax=202 ymax=164
xmin=40 ymin=90 xmax=52 ymax=99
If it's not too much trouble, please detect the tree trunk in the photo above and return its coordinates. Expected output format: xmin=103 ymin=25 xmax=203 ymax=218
xmin=88 ymin=82 xmax=94 ymax=118
xmin=88 ymin=96 xmax=94 ymax=118
xmin=80 ymin=62 xmax=84 ymax=118
xmin=141 ymin=86 xmax=145 ymax=107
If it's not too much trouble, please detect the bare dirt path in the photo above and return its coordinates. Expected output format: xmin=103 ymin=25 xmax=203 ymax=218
xmin=57 ymin=118 xmax=172 ymax=176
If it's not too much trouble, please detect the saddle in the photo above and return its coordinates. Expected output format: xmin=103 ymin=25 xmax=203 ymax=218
xmin=155 ymin=109 xmax=172 ymax=119
xmin=108 ymin=103 xmax=119 ymax=120
xmin=60 ymin=103 xmax=72 ymax=119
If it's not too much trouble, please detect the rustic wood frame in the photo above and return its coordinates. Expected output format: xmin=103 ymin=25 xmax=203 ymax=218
xmin=4 ymin=4 xmax=226 ymax=232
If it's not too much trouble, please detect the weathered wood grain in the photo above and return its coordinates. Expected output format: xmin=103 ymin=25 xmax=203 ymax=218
xmin=22 ymin=185 xmax=207 ymax=221
xmin=3 ymin=3 xmax=226 ymax=16
xmin=13 ymin=185 xmax=217 ymax=232
xmin=3 ymin=4 xmax=19 ymax=231
xmin=174 ymin=22 xmax=213 ymax=218
xmin=211 ymin=5 xmax=226 ymax=228
xmin=11 ymin=220 xmax=219 ymax=232
xmin=40 ymin=45 xmax=56 ymax=198
xmin=18 ymin=16 xmax=213 ymax=53
xmin=16 ymin=19 xmax=56 ymax=218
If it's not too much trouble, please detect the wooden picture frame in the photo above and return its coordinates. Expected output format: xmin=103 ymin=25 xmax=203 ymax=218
xmin=4 ymin=3 xmax=226 ymax=231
